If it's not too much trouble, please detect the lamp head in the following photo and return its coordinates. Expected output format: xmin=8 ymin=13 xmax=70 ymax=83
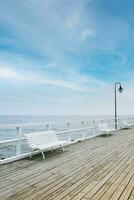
xmin=118 ymin=85 xmax=123 ymax=93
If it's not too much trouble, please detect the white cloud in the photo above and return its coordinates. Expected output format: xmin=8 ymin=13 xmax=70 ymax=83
xmin=0 ymin=1 xmax=133 ymax=115
xmin=0 ymin=0 xmax=96 ymax=56
xmin=80 ymin=29 xmax=95 ymax=40
xmin=0 ymin=66 xmax=95 ymax=92
xmin=0 ymin=54 xmax=106 ymax=93
xmin=67 ymin=8 xmax=82 ymax=30
xmin=0 ymin=62 xmax=134 ymax=115
xmin=0 ymin=67 xmax=23 ymax=80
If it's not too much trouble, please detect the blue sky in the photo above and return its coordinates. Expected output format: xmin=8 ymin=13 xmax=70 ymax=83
xmin=0 ymin=0 xmax=134 ymax=115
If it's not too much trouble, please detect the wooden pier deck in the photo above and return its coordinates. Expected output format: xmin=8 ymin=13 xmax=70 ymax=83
xmin=0 ymin=128 xmax=134 ymax=200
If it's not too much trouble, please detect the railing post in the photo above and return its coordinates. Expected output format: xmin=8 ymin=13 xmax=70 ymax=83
xmin=132 ymin=117 xmax=133 ymax=124
xmin=81 ymin=121 xmax=85 ymax=140
xmin=100 ymin=120 xmax=104 ymax=135
xmin=93 ymin=120 xmax=96 ymax=137
xmin=67 ymin=122 xmax=71 ymax=142
xmin=107 ymin=119 xmax=110 ymax=127
xmin=117 ymin=118 xmax=119 ymax=129
xmin=81 ymin=121 xmax=84 ymax=127
xmin=46 ymin=123 xmax=50 ymax=131
xmin=16 ymin=126 xmax=22 ymax=156
xmin=114 ymin=117 xmax=118 ymax=130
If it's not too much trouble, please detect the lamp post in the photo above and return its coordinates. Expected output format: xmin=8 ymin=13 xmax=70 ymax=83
xmin=115 ymin=82 xmax=123 ymax=130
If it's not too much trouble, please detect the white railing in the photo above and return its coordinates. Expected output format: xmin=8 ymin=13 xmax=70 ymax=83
xmin=0 ymin=116 xmax=134 ymax=164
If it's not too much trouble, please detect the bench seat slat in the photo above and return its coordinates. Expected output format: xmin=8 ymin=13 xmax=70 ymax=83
xmin=32 ymin=141 xmax=66 ymax=150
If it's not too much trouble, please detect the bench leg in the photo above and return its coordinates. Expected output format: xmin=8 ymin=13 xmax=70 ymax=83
xmin=41 ymin=151 xmax=45 ymax=159
xmin=30 ymin=151 xmax=33 ymax=158
xmin=61 ymin=145 xmax=64 ymax=152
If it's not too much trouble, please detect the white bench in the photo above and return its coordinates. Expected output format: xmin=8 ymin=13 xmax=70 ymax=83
xmin=25 ymin=131 xmax=67 ymax=159
xmin=121 ymin=120 xmax=133 ymax=129
xmin=98 ymin=123 xmax=115 ymax=136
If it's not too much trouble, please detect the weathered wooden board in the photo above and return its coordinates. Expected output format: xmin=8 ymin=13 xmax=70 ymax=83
xmin=0 ymin=128 xmax=134 ymax=200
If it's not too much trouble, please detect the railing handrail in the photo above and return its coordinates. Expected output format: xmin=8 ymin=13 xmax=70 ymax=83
xmin=0 ymin=117 xmax=133 ymax=142
xmin=0 ymin=116 xmax=134 ymax=164
xmin=0 ymin=126 xmax=94 ymax=144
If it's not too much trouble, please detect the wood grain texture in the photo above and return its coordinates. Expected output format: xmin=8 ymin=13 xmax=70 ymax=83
xmin=0 ymin=128 xmax=134 ymax=200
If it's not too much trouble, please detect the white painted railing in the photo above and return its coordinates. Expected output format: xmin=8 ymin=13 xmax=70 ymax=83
xmin=0 ymin=116 xmax=134 ymax=164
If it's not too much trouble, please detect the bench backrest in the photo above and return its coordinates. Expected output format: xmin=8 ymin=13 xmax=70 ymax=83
xmin=98 ymin=123 xmax=109 ymax=132
xmin=25 ymin=131 xmax=58 ymax=148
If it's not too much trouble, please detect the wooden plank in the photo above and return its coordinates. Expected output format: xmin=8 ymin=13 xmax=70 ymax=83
xmin=0 ymin=128 xmax=134 ymax=200
xmin=69 ymin=149 xmax=132 ymax=200
xmin=21 ymin=145 xmax=131 ymax=199
xmin=23 ymin=137 xmax=133 ymax=199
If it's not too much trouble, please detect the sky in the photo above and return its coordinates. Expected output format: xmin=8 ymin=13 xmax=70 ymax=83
xmin=0 ymin=0 xmax=134 ymax=115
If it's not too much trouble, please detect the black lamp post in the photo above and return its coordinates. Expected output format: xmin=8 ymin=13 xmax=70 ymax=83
xmin=115 ymin=82 xmax=123 ymax=130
